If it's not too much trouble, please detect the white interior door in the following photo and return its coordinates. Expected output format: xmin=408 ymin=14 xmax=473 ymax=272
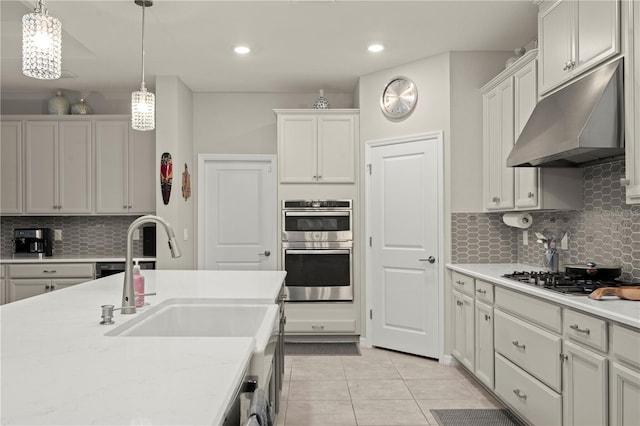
xmin=368 ymin=133 xmax=442 ymax=358
xmin=198 ymin=155 xmax=277 ymax=270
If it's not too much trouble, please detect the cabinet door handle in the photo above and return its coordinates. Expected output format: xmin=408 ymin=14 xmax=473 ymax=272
xmin=456 ymin=300 xmax=463 ymax=307
xmin=311 ymin=323 xmax=325 ymax=330
xmin=455 ymin=280 xmax=465 ymax=286
xmin=570 ymin=60 xmax=576 ymax=69
xmin=492 ymin=196 xmax=500 ymax=203
xmin=528 ymin=192 xmax=535 ymax=198
xmin=513 ymin=389 xmax=527 ymax=400
xmin=43 ymin=270 xmax=57 ymax=274
xmin=476 ymin=289 xmax=486 ymax=294
xmin=45 ymin=285 xmax=51 ymax=291
xmin=512 ymin=340 xmax=526 ymax=350
xmin=570 ymin=324 xmax=590 ymax=335
xmin=484 ymin=314 xmax=491 ymax=321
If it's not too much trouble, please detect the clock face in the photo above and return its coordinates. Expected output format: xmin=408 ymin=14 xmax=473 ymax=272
xmin=380 ymin=77 xmax=418 ymax=120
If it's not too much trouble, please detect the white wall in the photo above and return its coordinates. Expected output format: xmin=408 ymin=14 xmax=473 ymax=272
xmin=0 ymin=90 xmax=131 ymax=115
xmin=155 ymin=76 xmax=195 ymax=269
xmin=450 ymin=51 xmax=512 ymax=213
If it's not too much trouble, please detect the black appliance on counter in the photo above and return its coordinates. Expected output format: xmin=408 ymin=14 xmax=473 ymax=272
xmin=95 ymin=261 xmax=155 ymax=279
xmin=502 ymin=271 xmax=638 ymax=295
xmin=12 ymin=228 xmax=54 ymax=258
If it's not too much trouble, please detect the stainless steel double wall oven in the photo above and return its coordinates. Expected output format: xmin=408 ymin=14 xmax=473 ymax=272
xmin=281 ymin=200 xmax=353 ymax=302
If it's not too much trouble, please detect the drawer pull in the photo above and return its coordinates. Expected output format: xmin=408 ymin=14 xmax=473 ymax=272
xmin=570 ymin=324 xmax=590 ymax=335
xmin=455 ymin=280 xmax=465 ymax=286
xmin=456 ymin=300 xmax=463 ymax=307
xmin=476 ymin=289 xmax=487 ymax=294
xmin=512 ymin=340 xmax=526 ymax=350
xmin=43 ymin=270 xmax=57 ymax=274
xmin=311 ymin=324 xmax=325 ymax=330
xmin=484 ymin=314 xmax=491 ymax=321
xmin=513 ymin=389 xmax=527 ymax=400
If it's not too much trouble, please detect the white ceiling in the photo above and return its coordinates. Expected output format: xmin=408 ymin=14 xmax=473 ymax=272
xmin=0 ymin=1 xmax=538 ymax=95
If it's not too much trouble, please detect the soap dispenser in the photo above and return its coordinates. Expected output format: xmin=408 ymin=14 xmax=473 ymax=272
xmin=133 ymin=261 xmax=145 ymax=308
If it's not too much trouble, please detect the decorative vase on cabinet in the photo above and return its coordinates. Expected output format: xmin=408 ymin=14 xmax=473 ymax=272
xmin=48 ymin=91 xmax=69 ymax=115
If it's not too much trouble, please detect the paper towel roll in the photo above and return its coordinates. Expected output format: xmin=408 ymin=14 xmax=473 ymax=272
xmin=502 ymin=212 xmax=533 ymax=229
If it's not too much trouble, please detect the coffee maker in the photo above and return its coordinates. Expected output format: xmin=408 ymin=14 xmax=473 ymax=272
xmin=13 ymin=228 xmax=54 ymax=258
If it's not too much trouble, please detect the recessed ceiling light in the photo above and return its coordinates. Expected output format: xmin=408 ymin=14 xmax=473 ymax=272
xmin=368 ymin=44 xmax=384 ymax=53
xmin=234 ymin=46 xmax=251 ymax=54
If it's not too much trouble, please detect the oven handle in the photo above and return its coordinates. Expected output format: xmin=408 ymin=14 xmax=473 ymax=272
xmin=285 ymin=249 xmax=351 ymax=255
xmin=284 ymin=211 xmax=350 ymax=217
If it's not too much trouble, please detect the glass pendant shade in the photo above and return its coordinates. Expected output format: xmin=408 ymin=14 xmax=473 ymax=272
xmin=22 ymin=1 xmax=62 ymax=80
xmin=131 ymin=84 xmax=155 ymax=131
xmin=131 ymin=0 xmax=155 ymax=131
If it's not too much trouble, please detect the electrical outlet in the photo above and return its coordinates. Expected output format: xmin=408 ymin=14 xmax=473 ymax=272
xmin=522 ymin=230 xmax=528 ymax=246
xmin=54 ymin=229 xmax=62 ymax=241
xmin=561 ymin=233 xmax=569 ymax=250
xmin=133 ymin=229 xmax=140 ymax=241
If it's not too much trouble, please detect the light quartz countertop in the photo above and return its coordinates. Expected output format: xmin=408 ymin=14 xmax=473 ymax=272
xmin=447 ymin=263 xmax=640 ymax=330
xmin=0 ymin=255 xmax=156 ymax=264
xmin=0 ymin=270 xmax=287 ymax=425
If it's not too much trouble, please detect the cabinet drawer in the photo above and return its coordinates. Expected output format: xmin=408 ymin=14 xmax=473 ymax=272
xmin=564 ymin=309 xmax=608 ymax=352
xmin=475 ymin=280 xmax=494 ymax=304
xmin=8 ymin=263 xmax=94 ymax=278
xmin=285 ymin=319 xmax=356 ymax=334
xmin=494 ymin=309 xmax=562 ymax=392
xmin=495 ymin=287 xmax=561 ymax=333
xmin=613 ymin=324 xmax=640 ymax=370
xmin=495 ymin=353 xmax=562 ymax=426
xmin=451 ymin=272 xmax=475 ymax=297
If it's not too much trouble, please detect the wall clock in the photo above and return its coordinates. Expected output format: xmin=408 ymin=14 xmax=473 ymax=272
xmin=380 ymin=76 xmax=418 ymax=120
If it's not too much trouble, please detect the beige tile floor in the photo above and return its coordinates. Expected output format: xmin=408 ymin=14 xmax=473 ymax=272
xmin=275 ymin=346 xmax=503 ymax=426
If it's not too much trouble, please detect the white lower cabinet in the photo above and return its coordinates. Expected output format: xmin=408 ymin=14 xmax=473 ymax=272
xmin=610 ymin=362 xmax=640 ymax=426
xmin=7 ymin=263 xmax=94 ymax=303
xmin=562 ymin=341 xmax=608 ymax=426
xmin=285 ymin=319 xmax=356 ymax=334
xmin=452 ymin=290 xmax=474 ymax=371
xmin=495 ymin=353 xmax=562 ymax=426
xmin=9 ymin=278 xmax=88 ymax=302
xmin=475 ymin=300 xmax=494 ymax=389
xmin=611 ymin=324 xmax=640 ymax=426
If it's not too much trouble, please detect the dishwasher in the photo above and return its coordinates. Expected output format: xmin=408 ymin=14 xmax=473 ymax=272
xmin=95 ymin=261 xmax=155 ymax=279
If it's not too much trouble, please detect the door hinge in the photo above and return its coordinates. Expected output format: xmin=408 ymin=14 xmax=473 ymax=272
xmin=367 ymin=163 xmax=372 ymax=175
xmin=369 ymin=236 xmax=372 ymax=247
xmin=369 ymin=309 xmax=373 ymax=320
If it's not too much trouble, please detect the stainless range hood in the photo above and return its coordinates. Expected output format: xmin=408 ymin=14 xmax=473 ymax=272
xmin=507 ymin=59 xmax=624 ymax=167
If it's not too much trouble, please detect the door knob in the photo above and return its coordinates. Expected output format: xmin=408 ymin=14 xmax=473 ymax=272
xmin=260 ymin=250 xmax=271 ymax=257
xmin=419 ymin=256 xmax=436 ymax=263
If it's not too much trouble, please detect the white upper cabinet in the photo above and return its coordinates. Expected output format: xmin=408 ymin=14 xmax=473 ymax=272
xmin=275 ymin=110 xmax=358 ymax=184
xmin=539 ymin=0 xmax=620 ymax=95
xmin=512 ymin=60 xmax=539 ymax=209
xmin=1 ymin=121 xmax=23 ymax=214
xmin=624 ymin=0 xmax=640 ymax=203
xmin=25 ymin=121 xmax=92 ymax=214
xmin=483 ymin=78 xmax=515 ymax=210
xmin=95 ymin=120 xmax=155 ymax=214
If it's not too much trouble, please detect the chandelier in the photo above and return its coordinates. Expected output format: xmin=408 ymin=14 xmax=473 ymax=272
xmin=22 ymin=0 xmax=62 ymax=80
xmin=131 ymin=0 xmax=155 ymax=131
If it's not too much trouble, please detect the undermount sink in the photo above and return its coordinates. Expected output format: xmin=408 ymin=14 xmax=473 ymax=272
xmin=106 ymin=299 xmax=278 ymax=339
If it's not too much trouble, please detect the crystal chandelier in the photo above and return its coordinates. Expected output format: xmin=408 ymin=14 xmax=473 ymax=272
xmin=22 ymin=0 xmax=62 ymax=80
xmin=131 ymin=0 xmax=155 ymax=131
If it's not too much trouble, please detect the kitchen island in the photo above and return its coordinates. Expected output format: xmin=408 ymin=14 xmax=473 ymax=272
xmin=0 ymin=270 xmax=286 ymax=425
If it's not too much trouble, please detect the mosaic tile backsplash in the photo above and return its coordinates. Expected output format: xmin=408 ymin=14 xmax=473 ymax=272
xmin=452 ymin=160 xmax=640 ymax=281
xmin=0 ymin=216 xmax=145 ymax=258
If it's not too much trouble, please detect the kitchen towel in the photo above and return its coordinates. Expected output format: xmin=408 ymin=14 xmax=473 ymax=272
xmin=502 ymin=212 xmax=533 ymax=229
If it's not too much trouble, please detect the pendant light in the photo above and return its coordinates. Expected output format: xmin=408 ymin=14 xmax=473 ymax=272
xmin=131 ymin=0 xmax=155 ymax=131
xmin=22 ymin=0 xmax=62 ymax=80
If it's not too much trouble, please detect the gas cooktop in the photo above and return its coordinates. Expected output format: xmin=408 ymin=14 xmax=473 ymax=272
xmin=502 ymin=271 xmax=637 ymax=295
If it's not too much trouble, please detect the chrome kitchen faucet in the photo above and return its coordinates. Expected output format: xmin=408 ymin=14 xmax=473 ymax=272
xmin=121 ymin=215 xmax=181 ymax=314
